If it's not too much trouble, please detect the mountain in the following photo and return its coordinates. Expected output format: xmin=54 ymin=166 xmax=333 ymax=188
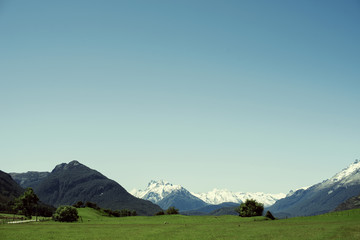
xmin=130 ymin=180 xmax=183 ymax=203
xmin=181 ymin=202 xmax=239 ymax=215
xmin=10 ymin=171 xmax=50 ymax=189
xmin=131 ymin=180 xmax=208 ymax=211
xmin=334 ymin=194 xmax=360 ymax=211
xmin=0 ymin=170 xmax=24 ymax=206
xmin=192 ymin=189 xmax=285 ymax=207
xmin=30 ymin=160 xmax=162 ymax=216
xmin=268 ymin=160 xmax=360 ymax=218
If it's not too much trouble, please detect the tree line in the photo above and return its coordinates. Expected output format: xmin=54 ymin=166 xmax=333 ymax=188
xmin=6 ymin=188 xmax=275 ymax=222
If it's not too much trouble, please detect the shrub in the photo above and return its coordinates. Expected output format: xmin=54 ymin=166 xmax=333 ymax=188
xmin=235 ymin=199 xmax=264 ymax=217
xmin=73 ymin=201 xmax=84 ymax=208
xmin=53 ymin=206 xmax=79 ymax=222
xmin=155 ymin=210 xmax=165 ymax=216
xmin=85 ymin=201 xmax=100 ymax=210
xmin=265 ymin=210 xmax=276 ymax=220
xmin=166 ymin=206 xmax=179 ymax=215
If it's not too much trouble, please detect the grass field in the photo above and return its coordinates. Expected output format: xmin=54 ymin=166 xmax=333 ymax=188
xmin=1 ymin=208 xmax=360 ymax=239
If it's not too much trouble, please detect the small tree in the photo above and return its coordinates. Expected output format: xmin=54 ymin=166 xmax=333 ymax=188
xmin=14 ymin=188 xmax=39 ymax=219
xmin=235 ymin=199 xmax=264 ymax=217
xmin=53 ymin=206 xmax=79 ymax=222
xmin=166 ymin=206 xmax=179 ymax=215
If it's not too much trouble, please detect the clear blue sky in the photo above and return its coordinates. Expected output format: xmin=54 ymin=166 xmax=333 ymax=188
xmin=1 ymin=0 xmax=359 ymax=194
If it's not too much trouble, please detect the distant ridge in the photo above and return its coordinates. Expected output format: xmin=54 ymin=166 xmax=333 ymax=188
xmin=10 ymin=171 xmax=50 ymax=189
xmin=192 ymin=188 xmax=285 ymax=207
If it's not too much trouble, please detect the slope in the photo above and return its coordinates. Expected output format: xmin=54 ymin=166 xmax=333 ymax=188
xmin=268 ymin=159 xmax=360 ymax=217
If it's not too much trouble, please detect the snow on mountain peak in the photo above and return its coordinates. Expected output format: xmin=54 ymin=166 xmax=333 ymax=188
xmin=192 ymin=188 xmax=286 ymax=207
xmin=329 ymin=159 xmax=360 ymax=183
xmin=131 ymin=180 xmax=183 ymax=203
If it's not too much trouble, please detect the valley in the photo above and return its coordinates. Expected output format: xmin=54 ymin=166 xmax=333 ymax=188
xmin=1 ymin=207 xmax=360 ymax=239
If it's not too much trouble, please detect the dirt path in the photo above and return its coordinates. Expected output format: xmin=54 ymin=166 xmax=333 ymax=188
xmin=7 ymin=219 xmax=37 ymax=224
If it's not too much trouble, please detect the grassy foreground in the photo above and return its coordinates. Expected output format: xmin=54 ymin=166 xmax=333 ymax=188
xmin=1 ymin=208 xmax=360 ymax=240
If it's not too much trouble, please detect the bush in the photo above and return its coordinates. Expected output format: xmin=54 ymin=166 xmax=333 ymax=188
xmin=235 ymin=199 xmax=264 ymax=217
xmin=53 ymin=206 xmax=79 ymax=222
xmin=73 ymin=201 xmax=84 ymax=208
xmin=155 ymin=210 xmax=165 ymax=216
xmin=166 ymin=206 xmax=179 ymax=215
xmin=85 ymin=201 xmax=100 ymax=210
xmin=265 ymin=210 xmax=276 ymax=220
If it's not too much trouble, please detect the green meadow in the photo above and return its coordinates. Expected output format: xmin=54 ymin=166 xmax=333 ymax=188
xmin=1 ymin=208 xmax=360 ymax=240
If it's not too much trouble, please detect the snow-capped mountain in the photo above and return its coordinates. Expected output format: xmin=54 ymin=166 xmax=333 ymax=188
xmin=130 ymin=180 xmax=207 ymax=211
xmin=131 ymin=180 xmax=285 ymax=208
xmin=192 ymin=189 xmax=286 ymax=207
xmin=269 ymin=159 xmax=360 ymax=217
xmin=130 ymin=180 xmax=183 ymax=203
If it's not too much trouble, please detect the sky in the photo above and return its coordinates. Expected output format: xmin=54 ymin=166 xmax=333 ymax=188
xmin=1 ymin=0 xmax=359 ymax=194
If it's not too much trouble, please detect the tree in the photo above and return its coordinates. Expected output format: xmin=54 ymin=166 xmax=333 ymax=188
xmin=235 ymin=199 xmax=264 ymax=217
xmin=53 ymin=206 xmax=79 ymax=222
xmin=14 ymin=188 xmax=39 ymax=219
xmin=166 ymin=206 xmax=179 ymax=215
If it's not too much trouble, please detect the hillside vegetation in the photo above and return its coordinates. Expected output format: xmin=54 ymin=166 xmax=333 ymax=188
xmin=1 ymin=208 xmax=360 ymax=239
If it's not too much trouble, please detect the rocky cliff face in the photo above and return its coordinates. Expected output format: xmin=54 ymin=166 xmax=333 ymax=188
xmin=334 ymin=194 xmax=360 ymax=211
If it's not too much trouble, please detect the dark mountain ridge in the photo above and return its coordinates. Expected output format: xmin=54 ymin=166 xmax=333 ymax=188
xmin=31 ymin=160 xmax=162 ymax=216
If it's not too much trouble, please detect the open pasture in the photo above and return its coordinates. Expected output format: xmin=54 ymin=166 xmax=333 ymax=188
xmin=1 ymin=208 xmax=360 ymax=239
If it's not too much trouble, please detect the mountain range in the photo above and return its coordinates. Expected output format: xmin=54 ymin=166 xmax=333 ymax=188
xmin=130 ymin=179 xmax=285 ymax=213
xmin=268 ymin=159 xmax=360 ymax=217
xmin=5 ymin=159 xmax=360 ymax=217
